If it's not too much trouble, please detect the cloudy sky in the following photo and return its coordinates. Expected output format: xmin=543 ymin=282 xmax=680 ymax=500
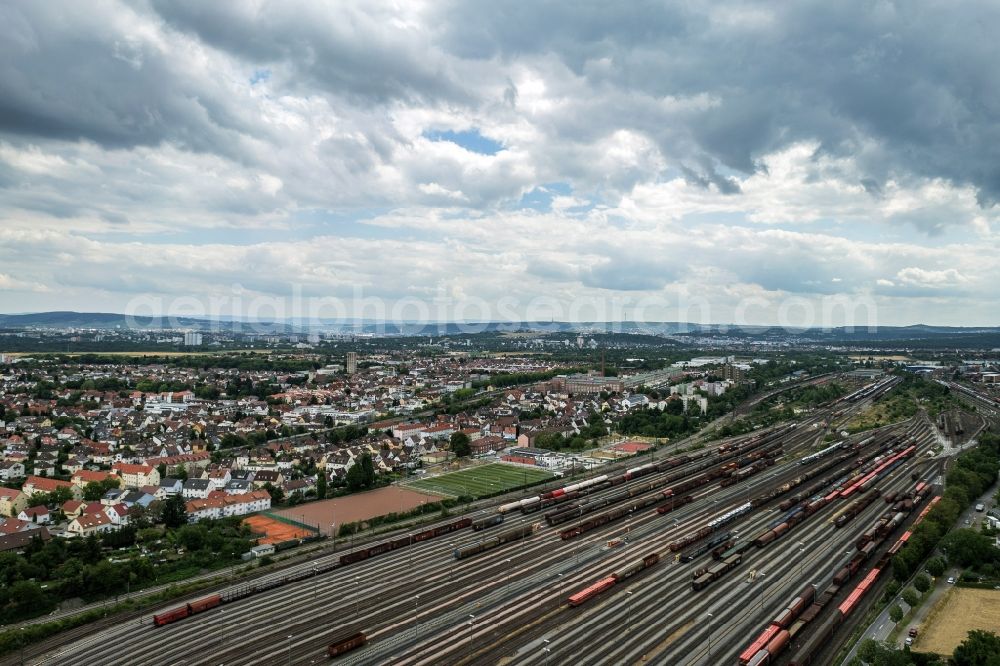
xmin=1 ymin=1 xmax=998 ymax=327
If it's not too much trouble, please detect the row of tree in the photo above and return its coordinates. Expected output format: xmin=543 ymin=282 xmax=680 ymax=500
xmin=0 ymin=515 xmax=254 ymax=624
xmin=855 ymin=630 xmax=1000 ymax=666
xmin=891 ymin=430 xmax=1000 ymax=581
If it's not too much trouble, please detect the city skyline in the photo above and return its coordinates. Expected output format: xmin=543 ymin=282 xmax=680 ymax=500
xmin=1 ymin=2 xmax=999 ymax=326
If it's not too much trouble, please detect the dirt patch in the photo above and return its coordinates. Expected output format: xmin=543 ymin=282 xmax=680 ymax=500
xmin=271 ymin=485 xmax=445 ymax=535
xmin=243 ymin=514 xmax=315 ymax=545
xmin=916 ymin=587 xmax=1000 ymax=655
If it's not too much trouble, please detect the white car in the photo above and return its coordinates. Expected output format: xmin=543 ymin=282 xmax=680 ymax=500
xmin=947 ymin=576 xmax=956 ymax=584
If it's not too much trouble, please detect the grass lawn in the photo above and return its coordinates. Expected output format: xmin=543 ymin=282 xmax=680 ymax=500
xmin=407 ymin=463 xmax=556 ymax=498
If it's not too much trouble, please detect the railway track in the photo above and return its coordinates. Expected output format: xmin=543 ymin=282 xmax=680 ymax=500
xmin=10 ymin=382 xmax=949 ymax=666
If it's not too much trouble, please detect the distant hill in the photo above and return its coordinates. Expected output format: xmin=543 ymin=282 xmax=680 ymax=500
xmin=0 ymin=311 xmax=289 ymax=333
xmin=0 ymin=311 xmax=997 ymax=343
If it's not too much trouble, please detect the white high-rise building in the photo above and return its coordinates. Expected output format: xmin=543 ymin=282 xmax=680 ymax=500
xmin=183 ymin=332 xmax=203 ymax=346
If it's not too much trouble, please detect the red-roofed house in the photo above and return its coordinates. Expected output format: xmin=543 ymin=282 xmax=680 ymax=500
xmin=112 ymin=463 xmax=160 ymax=489
xmin=0 ymin=488 xmax=27 ymax=517
xmin=185 ymin=489 xmax=271 ymax=522
xmin=392 ymin=422 xmax=425 ymax=439
xmin=421 ymin=423 xmax=455 ymax=440
xmin=71 ymin=469 xmax=122 ymax=489
xmin=105 ymin=503 xmax=131 ymax=526
xmin=67 ymin=510 xmax=115 ymax=537
xmin=0 ymin=518 xmax=35 ymax=535
xmin=62 ymin=500 xmax=85 ymax=520
xmin=18 ymin=506 xmax=51 ymax=525
xmin=22 ymin=476 xmax=81 ymax=500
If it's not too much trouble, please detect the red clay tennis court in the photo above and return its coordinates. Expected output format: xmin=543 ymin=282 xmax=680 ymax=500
xmin=243 ymin=514 xmax=316 ymax=544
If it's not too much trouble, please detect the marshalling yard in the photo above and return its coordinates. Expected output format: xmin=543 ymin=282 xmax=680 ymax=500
xmin=11 ymin=377 xmax=994 ymax=666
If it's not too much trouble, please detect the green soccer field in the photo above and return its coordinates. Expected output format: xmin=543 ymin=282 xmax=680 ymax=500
xmin=407 ymin=463 xmax=557 ymax=498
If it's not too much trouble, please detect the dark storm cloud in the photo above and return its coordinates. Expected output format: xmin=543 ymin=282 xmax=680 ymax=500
xmin=0 ymin=2 xmax=259 ymax=157
xmin=680 ymin=164 xmax=741 ymax=195
xmin=435 ymin=0 xmax=1000 ymax=204
xmin=147 ymin=0 xmax=471 ymax=106
xmin=4 ymin=0 xmax=999 ymax=205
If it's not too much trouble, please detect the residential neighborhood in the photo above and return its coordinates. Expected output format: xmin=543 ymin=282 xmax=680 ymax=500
xmin=0 ymin=351 xmax=761 ymax=542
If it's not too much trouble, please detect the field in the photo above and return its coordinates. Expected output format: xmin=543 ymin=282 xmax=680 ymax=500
xmin=243 ymin=514 xmax=317 ymax=545
xmin=407 ymin=463 xmax=556 ymax=498
xmin=271 ymin=485 xmax=445 ymax=535
xmin=915 ymin=588 xmax=1000 ymax=654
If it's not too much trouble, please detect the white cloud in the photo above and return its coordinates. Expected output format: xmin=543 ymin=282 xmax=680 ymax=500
xmin=896 ymin=267 xmax=970 ymax=288
xmin=0 ymin=1 xmax=998 ymax=325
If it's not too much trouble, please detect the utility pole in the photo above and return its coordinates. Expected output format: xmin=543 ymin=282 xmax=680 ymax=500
xmin=626 ymin=590 xmax=633 ymax=632
xmin=413 ymin=595 xmax=420 ymax=640
xmin=707 ymin=613 xmax=714 ymax=663
xmin=355 ymin=576 xmax=360 ymax=617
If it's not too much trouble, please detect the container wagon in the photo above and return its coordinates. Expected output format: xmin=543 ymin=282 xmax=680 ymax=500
xmin=566 ymin=552 xmax=660 ymax=607
xmin=472 ymin=515 xmax=504 ymax=531
xmin=152 ymin=594 xmax=222 ymax=627
xmin=327 ymin=631 xmax=366 ymax=658
xmin=567 ymin=576 xmax=616 ymax=607
xmin=453 ymin=523 xmax=539 ymax=559
xmin=691 ymin=553 xmax=742 ymax=591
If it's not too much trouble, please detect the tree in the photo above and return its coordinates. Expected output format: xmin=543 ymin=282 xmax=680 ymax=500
xmin=262 ymin=482 xmax=284 ymax=505
xmin=927 ymin=556 xmax=948 ymax=577
xmin=219 ymin=433 xmax=247 ymax=449
xmin=27 ymin=492 xmax=51 ymax=508
xmin=172 ymin=464 xmax=188 ymax=482
xmin=855 ymin=639 xmax=915 ymax=666
xmin=942 ymin=529 xmax=999 ymax=568
xmin=450 ymin=432 xmax=472 ymax=458
xmin=359 ymin=453 xmax=376 ymax=487
xmin=914 ymin=573 xmax=931 ymax=593
xmin=316 ymin=471 xmax=327 ymax=500
xmin=83 ymin=478 xmax=121 ymax=502
xmin=902 ymin=587 xmax=920 ymax=607
xmin=889 ymin=604 xmax=904 ymax=623
xmin=345 ymin=462 xmax=366 ymax=492
xmin=161 ymin=494 xmax=187 ymax=529
xmin=953 ymin=630 xmax=1000 ymax=666
xmin=7 ymin=580 xmax=53 ymax=619
xmin=50 ymin=486 xmax=73 ymax=505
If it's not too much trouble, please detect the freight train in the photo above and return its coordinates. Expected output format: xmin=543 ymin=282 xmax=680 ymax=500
xmin=472 ymin=515 xmax=505 ymax=531
xmin=340 ymin=517 xmax=473 ymax=565
xmin=679 ymin=532 xmax=731 ymax=563
xmin=453 ymin=523 xmax=540 ymax=559
xmin=738 ymin=585 xmax=816 ymax=665
xmin=839 ymin=376 xmax=901 ymax=404
xmin=839 ymin=445 xmax=916 ymax=499
xmin=832 ymin=488 xmax=880 ymax=528
xmin=153 ymin=594 xmax=222 ymax=626
xmin=691 ymin=552 xmax=743 ymax=591
xmin=559 ymin=493 xmax=662 ymax=540
xmin=503 ymin=426 xmax=792 ymax=518
xmin=327 ymin=631 xmax=366 ymax=658
xmin=567 ymin=552 xmax=660 ymax=606
xmin=740 ymin=486 xmax=935 ymax=665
